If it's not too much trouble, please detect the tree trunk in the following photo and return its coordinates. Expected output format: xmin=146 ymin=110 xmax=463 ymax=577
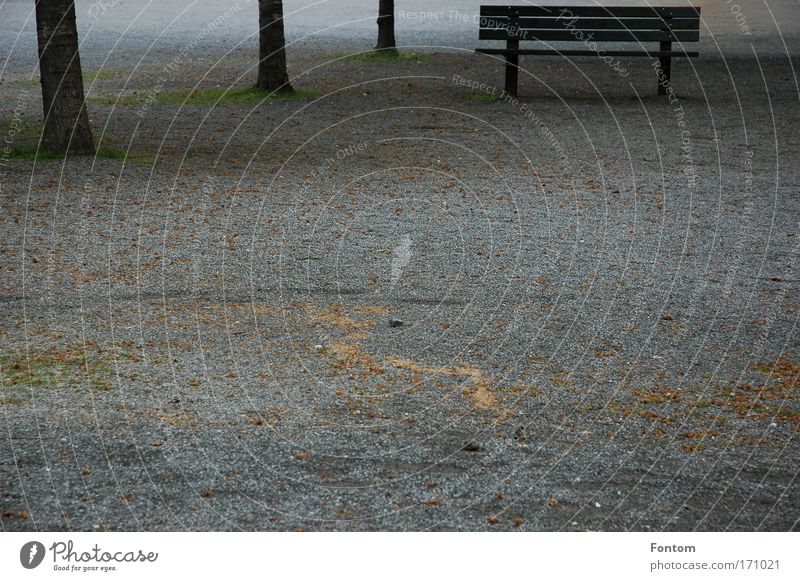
xmin=257 ymin=0 xmax=292 ymax=92
xmin=375 ymin=0 xmax=396 ymax=51
xmin=35 ymin=0 xmax=94 ymax=155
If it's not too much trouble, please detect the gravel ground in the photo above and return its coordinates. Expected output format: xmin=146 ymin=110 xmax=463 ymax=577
xmin=0 ymin=1 xmax=798 ymax=531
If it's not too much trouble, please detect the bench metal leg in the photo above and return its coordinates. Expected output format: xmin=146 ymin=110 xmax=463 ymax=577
xmin=505 ymin=54 xmax=519 ymax=97
xmin=658 ymin=41 xmax=672 ymax=95
xmin=503 ymin=36 xmax=520 ymax=97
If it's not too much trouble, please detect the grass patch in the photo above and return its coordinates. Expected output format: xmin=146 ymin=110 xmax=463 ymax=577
xmin=6 ymin=145 xmax=152 ymax=163
xmin=83 ymin=68 xmax=121 ymax=82
xmin=0 ymin=396 xmax=25 ymax=405
xmin=96 ymin=146 xmax=153 ymax=163
xmin=2 ymin=121 xmax=53 ymax=160
xmin=4 ymin=120 xmax=150 ymax=162
xmin=6 ymin=147 xmax=63 ymax=161
xmin=468 ymin=92 xmax=503 ymax=103
xmin=0 ymin=345 xmax=113 ymax=397
xmin=95 ymin=85 xmax=319 ymax=106
xmin=4 ymin=120 xmax=42 ymax=136
xmin=158 ymin=86 xmax=319 ymax=105
xmin=351 ymin=49 xmax=431 ymax=63
xmin=327 ymin=49 xmax=431 ymax=64
xmin=96 ymin=145 xmax=129 ymax=159
xmin=11 ymin=69 xmax=119 ymax=86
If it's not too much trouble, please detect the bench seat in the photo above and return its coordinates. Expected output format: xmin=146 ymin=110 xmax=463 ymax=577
xmin=476 ymin=49 xmax=699 ymax=58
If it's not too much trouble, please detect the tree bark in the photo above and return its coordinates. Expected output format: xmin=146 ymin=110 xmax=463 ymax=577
xmin=375 ymin=0 xmax=396 ymax=51
xmin=257 ymin=0 xmax=292 ymax=92
xmin=35 ymin=0 xmax=94 ymax=155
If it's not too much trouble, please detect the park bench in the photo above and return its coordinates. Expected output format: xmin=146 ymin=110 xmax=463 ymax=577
xmin=475 ymin=5 xmax=701 ymax=96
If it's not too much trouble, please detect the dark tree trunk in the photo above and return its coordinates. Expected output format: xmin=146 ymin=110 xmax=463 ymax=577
xmin=257 ymin=0 xmax=292 ymax=92
xmin=35 ymin=0 xmax=94 ymax=155
xmin=375 ymin=0 xmax=396 ymax=51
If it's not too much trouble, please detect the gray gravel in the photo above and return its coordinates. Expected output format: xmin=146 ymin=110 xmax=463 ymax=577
xmin=0 ymin=0 xmax=798 ymax=531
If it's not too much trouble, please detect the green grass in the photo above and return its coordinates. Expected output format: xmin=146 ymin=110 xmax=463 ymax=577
xmin=0 ymin=396 xmax=25 ymax=405
xmin=96 ymin=145 xmax=128 ymax=159
xmin=94 ymin=85 xmax=319 ymax=106
xmin=1 ymin=121 xmax=49 ymax=160
xmin=4 ymin=118 xmax=151 ymax=161
xmin=468 ymin=92 xmax=503 ymax=103
xmin=12 ymin=78 xmax=39 ymax=86
xmin=326 ymin=49 xmax=432 ymax=64
xmin=83 ymin=68 xmax=121 ymax=82
xmin=160 ymin=86 xmax=319 ymax=104
xmin=3 ymin=120 xmax=43 ymax=136
xmin=6 ymin=147 xmax=63 ymax=161
xmin=0 ymin=346 xmax=113 ymax=398
xmin=7 ymin=145 xmax=152 ymax=163
xmin=96 ymin=146 xmax=153 ymax=163
xmin=12 ymin=69 xmax=119 ymax=86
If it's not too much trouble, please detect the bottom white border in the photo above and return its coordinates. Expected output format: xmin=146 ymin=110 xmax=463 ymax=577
xmin=2 ymin=532 xmax=796 ymax=580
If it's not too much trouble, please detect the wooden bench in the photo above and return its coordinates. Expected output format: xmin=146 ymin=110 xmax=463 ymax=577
xmin=475 ymin=5 xmax=701 ymax=96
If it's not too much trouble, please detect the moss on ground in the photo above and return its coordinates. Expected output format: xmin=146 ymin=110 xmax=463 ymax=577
xmin=0 ymin=344 xmax=114 ymax=401
xmin=94 ymin=85 xmax=318 ymax=106
xmin=324 ymin=49 xmax=431 ymax=64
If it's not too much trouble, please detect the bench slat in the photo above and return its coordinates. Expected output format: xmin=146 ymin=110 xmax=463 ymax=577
xmin=479 ymin=17 xmax=700 ymax=31
xmin=475 ymin=48 xmax=700 ymax=57
xmin=479 ymin=28 xmax=700 ymax=42
xmin=480 ymin=6 xmax=700 ymax=18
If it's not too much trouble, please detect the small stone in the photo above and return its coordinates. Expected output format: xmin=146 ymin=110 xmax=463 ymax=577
xmin=389 ymin=319 xmax=404 ymax=328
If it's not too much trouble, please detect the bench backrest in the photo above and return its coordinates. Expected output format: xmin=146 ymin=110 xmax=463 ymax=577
xmin=479 ymin=5 xmax=701 ymax=43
